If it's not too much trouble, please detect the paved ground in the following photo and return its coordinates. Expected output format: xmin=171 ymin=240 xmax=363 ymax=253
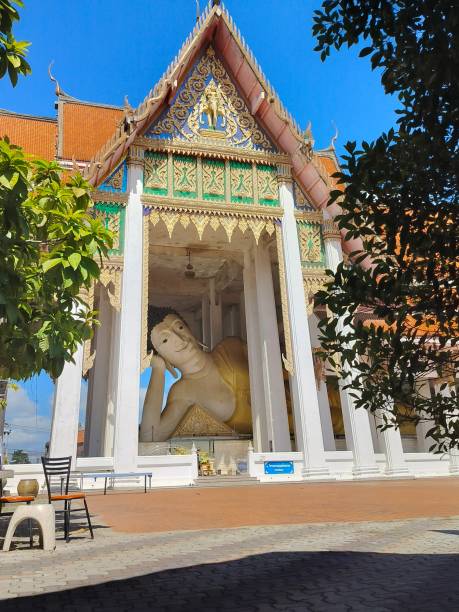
xmin=89 ymin=477 xmax=459 ymax=532
xmin=1 ymin=479 xmax=459 ymax=611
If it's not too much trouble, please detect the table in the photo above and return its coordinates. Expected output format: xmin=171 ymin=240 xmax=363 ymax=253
xmin=78 ymin=471 xmax=153 ymax=494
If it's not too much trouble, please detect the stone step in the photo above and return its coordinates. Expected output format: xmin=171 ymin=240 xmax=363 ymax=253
xmin=194 ymin=475 xmax=259 ymax=488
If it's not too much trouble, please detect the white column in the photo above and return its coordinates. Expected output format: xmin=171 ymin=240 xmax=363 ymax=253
xmin=239 ymin=292 xmax=247 ymax=342
xmin=111 ymin=148 xmax=144 ymax=472
xmin=323 ymin=215 xmax=379 ymax=477
xmin=415 ymin=380 xmax=435 ymax=452
xmin=308 ymin=313 xmax=335 ymax=451
xmin=229 ymin=304 xmax=240 ymax=337
xmin=209 ymin=277 xmax=223 ymax=349
xmin=243 ymin=250 xmax=269 ymax=452
xmin=435 ymin=380 xmax=459 ymax=474
xmin=201 ymin=293 xmax=210 ymax=350
xmin=49 ymin=343 xmax=83 ymax=467
xmin=374 ymin=408 xmax=410 ymax=476
xmin=254 ymin=243 xmax=291 ymax=451
xmin=278 ymin=166 xmax=330 ymax=478
xmin=86 ymin=288 xmax=113 ymax=457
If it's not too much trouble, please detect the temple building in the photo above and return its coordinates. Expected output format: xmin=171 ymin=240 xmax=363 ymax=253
xmin=2 ymin=2 xmax=453 ymax=488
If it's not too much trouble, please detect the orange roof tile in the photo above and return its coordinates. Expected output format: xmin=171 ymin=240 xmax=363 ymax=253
xmin=319 ymin=153 xmax=345 ymax=192
xmin=0 ymin=111 xmax=57 ymax=160
xmin=60 ymin=101 xmax=123 ymax=161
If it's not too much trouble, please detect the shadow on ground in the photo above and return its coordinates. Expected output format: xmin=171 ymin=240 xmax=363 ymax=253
xmin=2 ymin=549 xmax=459 ymax=612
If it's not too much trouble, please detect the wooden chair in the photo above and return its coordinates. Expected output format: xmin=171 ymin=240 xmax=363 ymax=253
xmin=0 ymin=477 xmax=35 ymax=547
xmin=41 ymin=456 xmax=94 ymax=543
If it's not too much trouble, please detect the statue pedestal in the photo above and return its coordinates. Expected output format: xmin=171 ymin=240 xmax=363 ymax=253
xmin=138 ymin=442 xmax=170 ymax=456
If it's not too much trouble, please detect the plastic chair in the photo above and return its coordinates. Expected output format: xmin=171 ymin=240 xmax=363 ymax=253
xmin=41 ymin=456 xmax=94 ymax=542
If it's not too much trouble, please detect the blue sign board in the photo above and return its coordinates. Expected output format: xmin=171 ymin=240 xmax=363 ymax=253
xmin=264 ymin=460 xmax=294 ymax=475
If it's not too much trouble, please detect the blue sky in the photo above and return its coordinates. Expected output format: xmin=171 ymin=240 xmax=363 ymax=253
xmin=3 ymin=0 xmax=398 ymax=459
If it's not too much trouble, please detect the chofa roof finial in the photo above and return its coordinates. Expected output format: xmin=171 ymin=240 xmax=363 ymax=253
xmin=48 ymin=61 xmax=68 ymax=98
xmin=330 ymin=121 xmax=339 ymax=149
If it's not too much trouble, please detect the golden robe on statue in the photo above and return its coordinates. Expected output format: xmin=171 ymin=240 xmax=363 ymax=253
xmin=212 ymin=337 xmax=252 ymax=434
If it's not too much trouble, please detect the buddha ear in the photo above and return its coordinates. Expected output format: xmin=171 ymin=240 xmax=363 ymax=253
xmin=164 ymin=359 xmax=179 ymax=379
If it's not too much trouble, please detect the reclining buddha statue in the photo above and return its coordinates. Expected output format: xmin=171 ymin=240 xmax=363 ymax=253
xmin=139 ymin=307 xmax=252 ymax=442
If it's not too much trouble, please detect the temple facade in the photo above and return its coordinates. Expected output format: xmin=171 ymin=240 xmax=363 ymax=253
xmin=2 ymin=2 xmax=453 ymax=489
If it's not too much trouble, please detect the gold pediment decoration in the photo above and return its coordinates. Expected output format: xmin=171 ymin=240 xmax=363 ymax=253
xmin=172 ymin=404 xmax=235 ymax=437
xmin=149 ymin=47 xmax=275 ymax=152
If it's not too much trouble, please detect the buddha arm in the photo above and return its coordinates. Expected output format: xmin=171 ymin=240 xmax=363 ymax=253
xmin=139 ymin=357 xmax=166 ymax=443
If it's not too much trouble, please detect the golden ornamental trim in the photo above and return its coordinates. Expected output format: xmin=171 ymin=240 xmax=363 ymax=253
xmin=127 ymin=145 xmax=144 ymax=167
xmin=99 ymin=263 xmax=122 ymax=312
xmin=275 ymin=223 xmax=294 ymax=375
xmin=81 ymin=281 xmax=96 ymax=377
xmin=322 ymin=218 xmax=342 ymax=241
xmin=276 ymin=163 xmax=293 ymax=184
xmin=302 ymin=269 xmax=330 ymax=298
xmin=140 ymin=195 xmax=282 ymax=219
xmin=294 ymin=210 xmax=323 ymax=223
xmin=134 ymin=136 xmax=289 ymax=165
xmin=147 ymin=206 xmax=276 ymax=245
xmin=141 ymin=214 xmax=151 ymax=373
xmin=91 ymin=191 xmax=128 ymax=205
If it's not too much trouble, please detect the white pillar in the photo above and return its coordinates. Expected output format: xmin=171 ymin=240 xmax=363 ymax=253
xmin=201 ymin=293 xmax=210 ymax=350
xmin=85 ymin=287 xmax=113 ymax=457
xmin=308 ymin=314 xmax=335 ymax=451
xmin=254 ymin=243 xmax=291 ymax=451
xmin=374 ymin=408 xmax=410 ymax=476
xmin=323 ymin=215 xmax=379 ymax=477
xmin=49 ymin=343 xmax=83 ymax=467
xmin=229 ymin=304 xmax=240 ymax=337
xmin=111 ymin=148 xmax=144 ymax=472
xmin=209 ymin=277 xmax=223 ymax=349
xmin=278 ymin=166 xmax=330 ymax=478
xmin=416 ymin=380 xmax=435 ymax=452
xmin=239 ymin=292 xmax=247 ymax=342
xmin=243 ymin=250 xmax=269 ymax=452
xmin=435 ymin=380 xmax=459 ymax=474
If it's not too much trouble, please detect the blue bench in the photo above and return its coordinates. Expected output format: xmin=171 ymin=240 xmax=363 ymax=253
xmin=78 ymin=471 xmax=152 ymax=494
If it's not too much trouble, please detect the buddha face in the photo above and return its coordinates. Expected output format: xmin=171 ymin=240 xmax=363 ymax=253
xmin=151 ymin=314 xmax=206 ymax=374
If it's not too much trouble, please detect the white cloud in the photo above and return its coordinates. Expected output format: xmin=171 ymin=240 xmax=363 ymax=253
xmin=4 ymin=386 xmax=51 ymax=461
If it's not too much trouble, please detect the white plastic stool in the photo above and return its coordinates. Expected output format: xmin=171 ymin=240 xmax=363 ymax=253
xmin=3 ymin=504 xmax=55 ymax=552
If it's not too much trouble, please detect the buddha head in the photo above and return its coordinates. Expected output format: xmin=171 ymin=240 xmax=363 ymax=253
xmin=148 ymin=307 xmax=207 ymax=375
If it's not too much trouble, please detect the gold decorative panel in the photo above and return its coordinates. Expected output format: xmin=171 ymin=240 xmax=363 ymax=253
xmin=202 ymin=159 xmax=225 ymax=200
xmin=172 ymin=404 xmax=235 ymax=437
xmin=148 ymin=47 xmax=274 ymax=152
xmin=230 ymin=161 xmax=253 ymax=203
xmin=257 ymin=165 xmax=278 ymax=205
xmin=144 ymin=152 xmax=168 ymax=194
xmin=298 ymin=222 xmax=324 ymax=267
xmin=173 ymin=156 xmax=197 ymax=197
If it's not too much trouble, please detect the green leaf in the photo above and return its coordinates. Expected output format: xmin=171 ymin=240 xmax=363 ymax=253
xmin=42 ymin=258 xmax=62 ymax=272
xmin=68 ymin=252 xmax=81 ymax=270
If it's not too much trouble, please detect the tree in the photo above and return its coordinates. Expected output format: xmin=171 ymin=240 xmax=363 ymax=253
xmin=313 ymin=1 xmax=458 ymax=451
xmin=0 ymin=141 xmax=112 ymax=381
xmin=0 ymin=1 xmax=31 ymax=86
xmin=11 ymin=448 xmax=30 ymax=464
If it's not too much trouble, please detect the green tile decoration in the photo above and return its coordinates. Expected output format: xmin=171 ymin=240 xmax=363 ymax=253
xmin=93 ymin=202 xmax=125 ymax=256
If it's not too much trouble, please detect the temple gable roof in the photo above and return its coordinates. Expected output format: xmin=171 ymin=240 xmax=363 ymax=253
xmin=85 ymin=2 xmax=334 ymax=217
